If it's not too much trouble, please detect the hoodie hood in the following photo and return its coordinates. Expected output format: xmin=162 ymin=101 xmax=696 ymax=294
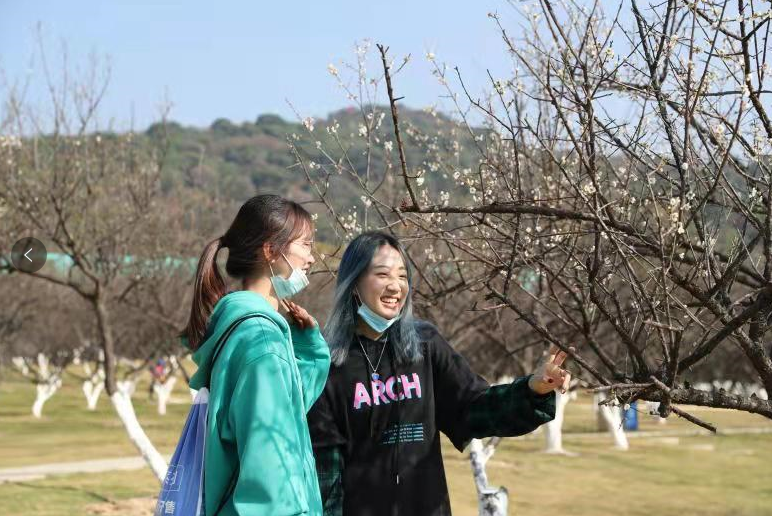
xmin=189 ymin=290 xmax=289 ymax=390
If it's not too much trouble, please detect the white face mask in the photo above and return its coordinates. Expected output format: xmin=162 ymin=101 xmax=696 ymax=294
xmin=269 ymin=253 xmax=309 ymax=299
xmin=354 ymin=289 xmax=402 ymax=333
xmin=357 ymin=299 xmax=401 ymax=333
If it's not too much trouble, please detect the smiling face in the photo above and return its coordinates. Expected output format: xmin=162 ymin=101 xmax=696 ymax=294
xmin=355 ymin=244 xmax=409 ymax=319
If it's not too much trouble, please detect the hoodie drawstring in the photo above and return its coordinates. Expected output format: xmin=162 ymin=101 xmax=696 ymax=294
xmin=360 ymin=334 xmax=402 ymax=516
xmin=387 ymin=340 xmax=401 ymax=516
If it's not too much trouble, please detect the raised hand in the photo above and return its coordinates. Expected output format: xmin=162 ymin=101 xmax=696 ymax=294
xmin=528 ymin=344 xmax=573 ymax=395
xmin=281 ymin=300 xmax=317 ymax=330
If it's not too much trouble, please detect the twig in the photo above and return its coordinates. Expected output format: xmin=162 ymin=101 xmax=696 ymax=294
xmin=669 ymin=406 xmax=717 ymax=433
xmin=376 ymin=43 xmax=418 ymax=210
xmin=589 ymin=382 xmax=654 ymax=393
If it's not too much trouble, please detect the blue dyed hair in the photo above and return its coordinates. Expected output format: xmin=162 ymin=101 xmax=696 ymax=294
xmin=324 ymin=231 xmax=423 ymax=366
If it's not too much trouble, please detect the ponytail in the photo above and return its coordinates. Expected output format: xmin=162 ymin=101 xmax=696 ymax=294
xmin=181 ymin=194 xmax=314 ymax=350
xmin=183 ymin=237 xmax=228 ymax=350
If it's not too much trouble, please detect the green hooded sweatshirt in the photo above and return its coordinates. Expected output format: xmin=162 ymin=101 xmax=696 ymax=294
xmin=189 ymin=290 xmax=330 ymax=515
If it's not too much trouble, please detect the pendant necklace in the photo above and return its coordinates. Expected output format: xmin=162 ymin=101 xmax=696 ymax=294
xmin=357 ymin=335 xmax=387 ymax=381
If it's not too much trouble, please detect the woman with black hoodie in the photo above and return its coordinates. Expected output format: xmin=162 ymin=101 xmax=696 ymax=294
xmin=308 ymin=231 xmax=571 ymax=516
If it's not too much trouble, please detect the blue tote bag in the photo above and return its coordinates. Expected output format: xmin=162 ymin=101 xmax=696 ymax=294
xmin=154 ymin=314 xmax=266 ymax=516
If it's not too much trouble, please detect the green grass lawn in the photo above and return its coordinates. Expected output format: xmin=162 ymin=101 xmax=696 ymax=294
xmin=0 ymin=372 xmax=187 ymax=468
xmin=1 ymin=371 xmax=770 ymax=515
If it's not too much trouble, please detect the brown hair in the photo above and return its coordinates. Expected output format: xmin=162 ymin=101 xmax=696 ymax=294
xmin=183 ymin=194 xmax=313 ymax=349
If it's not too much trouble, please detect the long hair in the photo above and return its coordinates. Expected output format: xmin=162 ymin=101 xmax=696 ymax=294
xmin=324 ymin=231 xmax=422 ymax=366
xmin=183 ymin=194 xmax=313 ymax=350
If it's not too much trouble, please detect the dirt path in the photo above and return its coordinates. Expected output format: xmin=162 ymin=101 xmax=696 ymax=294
xmin=0 ymin=456 xmax=170 ymax=483
xmin=2 ymin=425 xmax=770 ymax=483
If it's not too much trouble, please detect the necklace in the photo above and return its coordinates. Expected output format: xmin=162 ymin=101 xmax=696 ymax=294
xmin=357 ymin=335 xmax=387 ymax=381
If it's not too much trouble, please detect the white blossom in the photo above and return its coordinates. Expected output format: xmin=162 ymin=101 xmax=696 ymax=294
xmin=582 ymin=183 xmax=597 ymax=195
xmin=439 ymin=191 xmax=450 ymax=206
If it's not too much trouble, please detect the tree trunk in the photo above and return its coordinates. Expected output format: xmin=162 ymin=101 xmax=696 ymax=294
xmin=117 ymin=379 xmax=138 ymax=398
xmin=646 ymin=401 xmax=668 ymax=424
xmin=469 ymin=438 xmax=508 ymax=516
xmin=30 ymin=354 xmax=62 ymax=418
xmin=544 ymin=391 xmax=573 ymax=454
xmin=153 ymin=376 xmax=177 ymax=416
xmin=94 ymin=300 xmax=118 ymax=395
xmin=32 ymin=378 xmax=61 ymax=418
xmin=11 ymin=357 xmax=30 ymax=376
xmin=81 ymin=361 xmax=106 ymax=410
xmin=82 ymin=379 xmax=104 ymax=410
xmin=110 ymin=391 xmax=168 ymax=481
xmin=595 ymin=392 xmax=629 ymax=450
xmin=94 ymin=297 xmax=167 ymax=482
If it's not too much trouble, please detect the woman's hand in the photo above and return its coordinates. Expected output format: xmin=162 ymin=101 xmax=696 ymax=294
xmin=528 ymin=345 xmax=573 ymax=395
xmin=282 ymin=300 xmax=317 ymax=330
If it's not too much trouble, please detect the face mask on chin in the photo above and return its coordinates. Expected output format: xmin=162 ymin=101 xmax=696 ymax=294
xmin=355 ymin=289 xmax=402 ymax=333
xmin=269 ymin=253 xmax=309 ymax=299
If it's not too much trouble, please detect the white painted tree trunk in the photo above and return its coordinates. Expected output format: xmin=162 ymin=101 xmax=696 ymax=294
xmin=595 ymin=392 xmax=629 ymax=450
xmin=117 ymin=379 xmax=138 ymax=398
xmin=469 ymin=438 xmax=508 ymax=516
xmin=32 ymin=377 xmax=62 ymax=418
xmin=646 ymin=401 xmax=668 ymax=424
xmin=544 ymin=391 xmax=573 ymax=454
xmin=82 ymin=379 xmax=105 ymax=410
xmin=11 ymin=357 xmax=30 ymax=377
xmin=110 ymin=391 xmax=167 ymax=481
xmin=30 ymin=354 xmax=62 ymax=418
xmin=36 ymin=353 xmax=49 ymax=377
xmin=153 ymin=376 xmax=177 ymax=416
xmin=81 ymin=364 xmax=106 ymax=410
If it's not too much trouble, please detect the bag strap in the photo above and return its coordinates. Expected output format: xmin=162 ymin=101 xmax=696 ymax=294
xmin=207 ymin=313 xmax=266 ymax=387
xmin=207 ymin=312 xmax=278 ymax=515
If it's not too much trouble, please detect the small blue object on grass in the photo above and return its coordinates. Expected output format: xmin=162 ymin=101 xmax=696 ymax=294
xmin=622 ymin=401 xmax=638 ymax=431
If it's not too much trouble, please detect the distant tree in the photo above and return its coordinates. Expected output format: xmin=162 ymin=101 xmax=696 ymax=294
xmin=0 ymin=43 xmax=182 ymax=480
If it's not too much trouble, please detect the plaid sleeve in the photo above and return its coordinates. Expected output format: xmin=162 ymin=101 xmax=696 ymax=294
xmin=314 ymin=445 xmax=344 ymax=516
xmin=466 ymin=375 xmax=556 ymax=439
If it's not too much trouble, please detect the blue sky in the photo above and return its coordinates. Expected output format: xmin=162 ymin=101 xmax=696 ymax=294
xmin=0 ymin=0 xmax=524 ymax=130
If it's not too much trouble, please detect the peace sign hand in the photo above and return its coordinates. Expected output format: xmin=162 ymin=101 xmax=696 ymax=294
xmin=528 ymin=345 xmax=574 ymax=395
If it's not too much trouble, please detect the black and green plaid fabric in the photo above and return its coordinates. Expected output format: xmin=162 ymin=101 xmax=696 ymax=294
xmin=466 ymin=375 xmax=556 ymax=440
xmin=314 ymin=445 xmax=344 ymax=516
xmin=313 ymin=375 xmax=555 ymax=516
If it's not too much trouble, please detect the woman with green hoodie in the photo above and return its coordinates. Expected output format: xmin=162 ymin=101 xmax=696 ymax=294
xmin=183 ymin=194 xmax=331 ymax=516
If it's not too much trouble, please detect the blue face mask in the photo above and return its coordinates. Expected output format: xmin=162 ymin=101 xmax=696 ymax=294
xmin=356 ymin=294 xmax=402 ymax=333
xmin=269 ymin=253 xmax=309 ymax=299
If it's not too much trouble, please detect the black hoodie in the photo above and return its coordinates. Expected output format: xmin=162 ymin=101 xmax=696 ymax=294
xmin=308 ymin=321 xmax=490 ymax=516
